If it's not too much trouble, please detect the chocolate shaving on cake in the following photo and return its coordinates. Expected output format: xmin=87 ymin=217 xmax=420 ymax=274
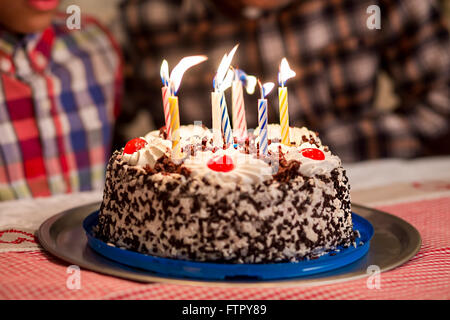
xmin=273 ymin=159 xmax=301 ymax=182
xmin=144 ymin=155 xmax=191 ymax=177
xmin=159 ymin=126 xmax=168 ymax=139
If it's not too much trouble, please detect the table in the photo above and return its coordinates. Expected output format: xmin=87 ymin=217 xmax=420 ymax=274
xmin=1 ymin=156 xmax=449 ymax=299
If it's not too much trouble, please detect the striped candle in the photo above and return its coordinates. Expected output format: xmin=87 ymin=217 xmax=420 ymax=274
xmin=278 ymin=86 xmax=290 ymax=146
xmin=232 ymin=79 xmax=247 ymax=139
xmin=169 ymin=95 xmax=181 ymax=158
xmin=258 ymin=98 xmax=268 ymax=156
xmin=220 ymin=91 xmax=233 ymax=145
xmin=211 ymin=92 xmax=222 ymax=147
xmin=161 ymin=86 xmax=171 ymax=139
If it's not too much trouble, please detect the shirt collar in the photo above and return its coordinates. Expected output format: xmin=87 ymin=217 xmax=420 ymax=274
xmin=0 ymin=24 xmax=55 ymax=74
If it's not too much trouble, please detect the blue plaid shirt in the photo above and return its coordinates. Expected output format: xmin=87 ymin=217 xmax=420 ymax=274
xmin=0 ymin=14 xmax=122 ymax=200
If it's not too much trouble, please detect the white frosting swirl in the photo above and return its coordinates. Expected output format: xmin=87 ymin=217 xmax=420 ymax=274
xmin=121 ymin=136 xmax=171 ymax=168
xmin=184 ymin=148 xmax=272 ymax=185
xmin=255 ymin=124 xmax=339 ymax=176
xmin=121 ymin=124 xmax=340 ymax=180
xmin=285 ymin=148 xmax=341 ymax=176
xmin=144 ymin=124 xmax=214 ymax=150
xmin=179 ymin=125 xmax=213 ymax=149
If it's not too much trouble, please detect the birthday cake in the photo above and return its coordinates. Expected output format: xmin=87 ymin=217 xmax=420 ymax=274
xmin=95 ymin=124 xmax=356 ymax=263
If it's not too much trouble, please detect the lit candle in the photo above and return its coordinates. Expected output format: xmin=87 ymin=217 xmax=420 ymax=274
xmin=278 ymin=58 xmax=296 ymax=146
xmin=220 ymin=89 xmax=232 ymax=146
xmin=212 ymin=45 xmax=238 ymax=147
xmin=164 ymin=55 xmax=208 ymax=158
xmin=160 ymin=60 xmax=171 ymax=139
xmin=169 ymin=95 xmax=181 ymax=157
xmin=232 ymin=69 xmax=257 ymax=140
xmin=211 ymin=91 xmax=222 ymax=147
xmin=257 ymin=81 xmax=275 ymax=156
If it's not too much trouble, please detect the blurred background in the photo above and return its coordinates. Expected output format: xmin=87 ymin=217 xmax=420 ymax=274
xmin=0 ymin=0 xmax=448 ymax=200
xmin=59 ymin=0 xmax=450 ymax=163
xmin=61 ymin=0 xmax=449 ymax=126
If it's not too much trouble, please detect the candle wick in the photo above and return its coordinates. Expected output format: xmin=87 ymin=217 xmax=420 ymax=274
xmin=258 ymin=79 xmax=263 ymax=99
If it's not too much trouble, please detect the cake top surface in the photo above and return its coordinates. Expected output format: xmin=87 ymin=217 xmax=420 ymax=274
xmin=118 ymin=124 xmax=341 ymax=185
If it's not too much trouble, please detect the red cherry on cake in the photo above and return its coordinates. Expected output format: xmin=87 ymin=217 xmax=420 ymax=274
xmin=300 ymin=148 xmax=325 ymax=160
xmin=123 ymin=138 xmax=148 ymax=154
xmin=207 ymin=155 xmax=235 ymax=172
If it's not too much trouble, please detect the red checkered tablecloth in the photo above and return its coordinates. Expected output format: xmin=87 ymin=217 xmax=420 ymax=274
xmin=1 ymin=196 xmax=449 ymax=300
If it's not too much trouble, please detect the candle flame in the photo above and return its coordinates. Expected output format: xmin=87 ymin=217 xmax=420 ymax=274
xmin=218 ymin=69 xmax=234 ymax=92
xmin=160 ymin=60 xmax=169 ymax=86
xmin=258 ymin=80 xmax=275 ymax=99
xmin=235 ymin=68 xmax=247 ymax=82
xmin=235 ymin=68 xmax=257 ymax=94
xmin=215 ymin=54 xmax=228 ymax=89
xmin=245 ymin=76 xmax=257 ymax=94
xmin=214 ymin=44 xmax=239 ymax=91
xmin=278 ymin=57 xmax=296 ymax=86
xmin=169 ymin=55 xmax=208 ymax=95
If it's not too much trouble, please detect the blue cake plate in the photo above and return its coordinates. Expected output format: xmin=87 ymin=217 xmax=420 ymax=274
xmin=83 ymin=211 xmax=373 ymax=280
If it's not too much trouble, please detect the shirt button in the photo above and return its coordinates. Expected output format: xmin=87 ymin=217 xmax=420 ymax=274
xmin=0 ymin=58 xmax=12 ymax=72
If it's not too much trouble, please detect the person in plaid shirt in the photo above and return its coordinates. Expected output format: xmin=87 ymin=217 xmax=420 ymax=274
xmin=0 ymin=0 xmax=122 ymax=200
xmin=117 ymin=0 xmax=450 ymax=163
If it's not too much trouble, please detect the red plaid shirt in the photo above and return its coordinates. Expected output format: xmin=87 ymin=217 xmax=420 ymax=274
xmin=117 ymin=0 xmax=450 ymax=162
xmin=0 ymin=15 xmax=122 ymax=200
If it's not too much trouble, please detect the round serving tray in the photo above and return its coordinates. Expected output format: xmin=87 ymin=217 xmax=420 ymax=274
xmin=37 ymin=202 xmax=421 ymax=287
xmin=83 ymin=210 xmax=373 ymax=280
